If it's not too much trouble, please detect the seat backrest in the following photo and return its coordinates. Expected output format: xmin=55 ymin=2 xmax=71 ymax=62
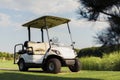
xmin=27 ymin=41 xmax=49 ymax=54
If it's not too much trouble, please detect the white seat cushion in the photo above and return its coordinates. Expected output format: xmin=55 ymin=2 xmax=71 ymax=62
xmin=27 ymin=41 xmax=49 ymax=54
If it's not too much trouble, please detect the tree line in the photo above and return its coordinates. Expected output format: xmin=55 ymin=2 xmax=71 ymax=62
xmin=0 ymin=52 xmax=13 ymax=60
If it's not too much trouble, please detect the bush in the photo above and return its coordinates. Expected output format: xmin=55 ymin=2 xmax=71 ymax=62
xmin=78 ymin=45 xmax=120 ymax=58
xmin=80 ymin=52 xmax=120 ymax=71
xmin=102 ymin=53 xmax=120 ymax=71
xmin=78 ymin=47 xmax=103 ymax=57
xmin=80 ymin=57 xmax=101 ymax=70
xmin=0 ymin=51 xmax=13 ymax=60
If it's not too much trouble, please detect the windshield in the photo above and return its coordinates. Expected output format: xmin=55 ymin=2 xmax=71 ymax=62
xmin=48 ymin=24 xmax=73 ymax=47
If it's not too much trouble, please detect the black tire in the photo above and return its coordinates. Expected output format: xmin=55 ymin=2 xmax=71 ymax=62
xmin=46 ymin=58 xmax=61 ymax=73
xmin=69 ymin=59 xmax=81 ymax=72
xmin=18 ymin=59 xmax=28 ymax=71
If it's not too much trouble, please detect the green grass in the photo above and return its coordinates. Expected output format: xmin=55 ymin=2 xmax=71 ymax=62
xmin=80 ymin=52 xmax=120 ymax=71
xmin=0 ymin=60 xmax=120 ymax=80
xmin=0 ymin=60 xmax=16 ymax=69
xmin=1 ymin=70 xmax=120 ymax=80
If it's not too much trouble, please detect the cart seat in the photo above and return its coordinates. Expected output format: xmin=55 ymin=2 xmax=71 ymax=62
xmin=27 ymin=41 xmax=49 ymax=54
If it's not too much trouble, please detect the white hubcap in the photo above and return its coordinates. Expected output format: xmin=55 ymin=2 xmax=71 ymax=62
xmin=49 ymin=63 xmax=54 ymax=71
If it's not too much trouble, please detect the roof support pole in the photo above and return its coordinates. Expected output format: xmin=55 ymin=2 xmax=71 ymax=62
xmin=41 ymin=28 xmax=44 ymax=42
xmin=44 ymin=17 xmax=51 ymax=47
xmin=28 ymin=27 xmax=31 ymax=41
xmin=67 ymin=22 xmax=74 ymax=48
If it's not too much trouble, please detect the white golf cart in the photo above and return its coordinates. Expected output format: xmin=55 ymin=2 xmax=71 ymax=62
xmin=14 ymin=15 xmax=80 ymax=73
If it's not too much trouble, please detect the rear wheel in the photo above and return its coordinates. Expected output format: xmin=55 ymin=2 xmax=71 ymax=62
xmin=46 ymin=58 xmax=61 ymax=73
xmin=69 ymin=59 xmax=81 ymax=72
xmin=18 ymin=59 xmax=28 ymax=71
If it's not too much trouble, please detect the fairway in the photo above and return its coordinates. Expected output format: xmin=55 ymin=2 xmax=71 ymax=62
xmin=0 ymin=69 xmax=120 ymax=80
xmin=0 ymin=60 xmax=120 ymax=80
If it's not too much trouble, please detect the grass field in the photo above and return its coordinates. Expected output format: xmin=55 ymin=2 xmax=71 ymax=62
xmin=0 ymin=60 xmax=120 ymax=80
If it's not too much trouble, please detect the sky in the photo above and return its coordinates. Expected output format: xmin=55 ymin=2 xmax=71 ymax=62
xmin=0 ymin=0 xmax=109 ymax=53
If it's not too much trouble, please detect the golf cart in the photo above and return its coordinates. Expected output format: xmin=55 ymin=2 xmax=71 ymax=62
xmin=14 ymin=15 xmax=80 ymax=73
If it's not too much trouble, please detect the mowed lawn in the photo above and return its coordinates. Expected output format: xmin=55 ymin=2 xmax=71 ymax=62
xmin=0 ymin=60 xmax=120 ymax=80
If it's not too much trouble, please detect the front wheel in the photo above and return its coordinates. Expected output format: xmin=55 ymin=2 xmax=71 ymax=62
xmin=69 ymin=59 xmax=81 ymax=72
xmin=18 ymin=59 xmax=28 ymax=71
xmin=46 ymin=58 xmax=61 ymax=73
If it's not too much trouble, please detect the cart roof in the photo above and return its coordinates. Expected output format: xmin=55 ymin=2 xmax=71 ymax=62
xmin=22 ymin=15 xmax=70 ymax=29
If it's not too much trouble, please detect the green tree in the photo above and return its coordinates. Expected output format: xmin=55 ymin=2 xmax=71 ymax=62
xmin=78 ymin=0 xmax=120 ymax=20
xmin=78 ymin=0 xmax=120 ymax=50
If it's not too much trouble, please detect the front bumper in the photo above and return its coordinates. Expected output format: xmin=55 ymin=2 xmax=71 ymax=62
xmin=64 ymin=59 xmax=75 ymax=66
